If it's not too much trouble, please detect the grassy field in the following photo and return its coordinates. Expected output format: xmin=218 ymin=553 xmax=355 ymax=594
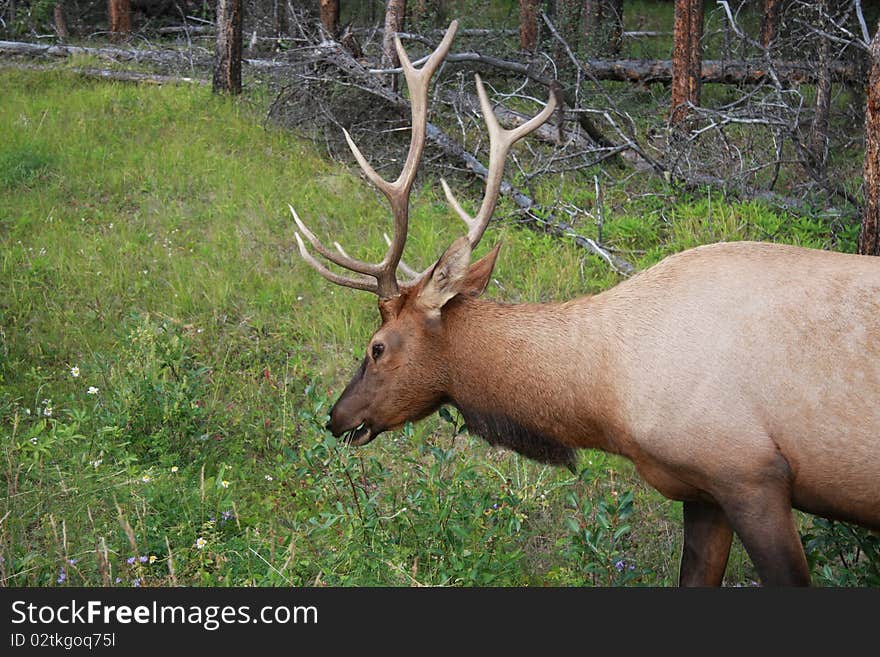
xmin=0 ymin=67 xmax=874 ymax=587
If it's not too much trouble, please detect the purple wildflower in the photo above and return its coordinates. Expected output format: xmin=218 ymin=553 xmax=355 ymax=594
xmin=132 ymin=579 xmax=141 ymax=587
xmin=614 ymin=560 xmax=626 ymax=572
xmin=68 ymin=558 xmax=77 ymax=565
xmin=138 ymin=555 xmax=148 ymax=563
xmin=114 ymin=577 xmax=122 ymax=584
xmin=221 ymin=510 xmax=233 ymax=521
xmin=126 ymin=556 xmax=135 ymax=565
xmin=57 ymin=567 xmax=66 ymax=584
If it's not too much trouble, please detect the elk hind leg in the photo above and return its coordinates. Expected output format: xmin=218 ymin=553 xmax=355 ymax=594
xmin=720 ymin=487 xmax=811 ymax=586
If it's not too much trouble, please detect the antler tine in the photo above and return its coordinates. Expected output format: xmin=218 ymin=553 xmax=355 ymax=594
xmin=441 ymin=74 xmax=558 ymax=250
xmin=290 ymin=205 xmax=382 ymax=276
xmin=383 ymin=232 xmax=420 ymax=280
xmin=334 ymin=237 xmax=420 ymax=278
xmin=294 ymin=233 xmax=378 ymax=294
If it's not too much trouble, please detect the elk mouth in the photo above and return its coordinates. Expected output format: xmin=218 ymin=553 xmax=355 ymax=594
xmin=344 ymin=422 xmax=376 ymax=447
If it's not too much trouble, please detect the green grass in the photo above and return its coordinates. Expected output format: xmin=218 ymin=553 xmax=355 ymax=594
xmin=0 ymin=68 xmax=874 ymax=587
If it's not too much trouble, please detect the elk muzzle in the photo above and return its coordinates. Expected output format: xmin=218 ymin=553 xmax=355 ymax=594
xmin=326 ymin=361 xmax=380 ymax=446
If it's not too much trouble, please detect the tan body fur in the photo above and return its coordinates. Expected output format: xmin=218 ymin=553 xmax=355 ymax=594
xmin=445 ymin=241 xmax=880 ymax=532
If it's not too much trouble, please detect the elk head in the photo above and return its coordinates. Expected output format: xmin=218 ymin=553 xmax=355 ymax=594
xmin=291 ymin=20 xmax=557 ymax=446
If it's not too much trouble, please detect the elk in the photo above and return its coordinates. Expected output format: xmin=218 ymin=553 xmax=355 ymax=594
xmin=292 ymin=21 xmax=880 ymax=586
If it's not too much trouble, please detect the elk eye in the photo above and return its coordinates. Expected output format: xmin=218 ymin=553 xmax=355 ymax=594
xmin=371 ymin=342 xmax=385 ymax=361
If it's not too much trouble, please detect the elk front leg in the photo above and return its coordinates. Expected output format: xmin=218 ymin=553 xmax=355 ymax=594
xmin=679 ymin=499 xmax=733 ymax=586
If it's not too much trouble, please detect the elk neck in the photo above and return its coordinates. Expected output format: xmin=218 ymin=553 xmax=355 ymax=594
xmin=439 ymin=294 xmax=623 ymax=462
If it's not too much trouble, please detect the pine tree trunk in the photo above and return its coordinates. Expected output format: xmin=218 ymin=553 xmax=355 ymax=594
xmin=670 ymin=0 xmax=703 ymax=125
xmin=320 ymin=0 xmax=339 ymax=37
xmin=382 ymin=0 xmax=407 ymax=89
xmin=809 ymin=3 xmax=832 ymax=181
xmin=554 ymin=0 xmax=581 ymax=80
xmin=212 ymin=0 xmax=243 ymax=95
xmin=108 ymin=0 xmax=131 ymax=41
xmin=273 ymin=0 xmax=288 ymax=38
xmin=606 ymin=0 xmax=624 ymax=56
xmin=761 ymin=0 xmax=782 ymax=50
xmin=520 ymin=0 xmax=540 ymax=52
xmin=583 ymin=0 xmax=624 ymax=56
xmin=54 ymin=3 xmax=68 ymax=40
xmin=858 ymin=24 xmax=880 ymax=256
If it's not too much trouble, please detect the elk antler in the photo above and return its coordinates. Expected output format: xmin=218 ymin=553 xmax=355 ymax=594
xmin=292 ymin=21 xmax=459 ymax=299
xmin=440 ymin=75 xmax=557 ymax=253
xmin=394 ymin=77 xmax=558 ymax=284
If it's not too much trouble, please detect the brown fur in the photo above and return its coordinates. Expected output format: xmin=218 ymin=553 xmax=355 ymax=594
xmin=325 ymin=240 xmax=880 ymax=586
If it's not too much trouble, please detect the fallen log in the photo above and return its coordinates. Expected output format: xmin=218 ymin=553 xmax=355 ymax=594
xmin=0 ymin=61 xmax=206 ymax=85
xmin=424 ymin=51 xmax=863 ymax=87
xmin=0 ymin=39 xmax=188 ymax=65
xmin=582 ymin=57 xmax=863 ymax=86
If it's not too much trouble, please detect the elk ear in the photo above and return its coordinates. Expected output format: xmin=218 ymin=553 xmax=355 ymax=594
xmin=417 ymin=236 xmax=472 ymax=317
xmin=461 ymin=242 xmax=501 ymax=297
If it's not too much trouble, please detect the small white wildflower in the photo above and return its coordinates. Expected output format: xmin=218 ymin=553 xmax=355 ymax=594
xmin=90 ymin=459 xmax=102 ymax=469
xmin=30 ymin=436 xmax=38 ymax=444
xmin=296 ymin=296 xmax=303 ymax=302
xmin=43 ymin=406 xmax=53 ymax=417
xmin=24 ymin=408 xmax=31 ymax=416
xmin=195 ymin=537 xmax=207 ymax=549
xmin=70 ymin=366 xmax=80 ymax=378
xmin=108 ymin=223 xmax=113 ymax=229
xmin=141 ymin=475 xmax=151 ymax=483
xmin=265 ymin=474 xmax=273 ymax=481
xmin=220 ymin=480 xmax=230 ymax=489
xmin=142 ymin=270 xmax=148 ymax=275
xmin=171 ymin=465 xmax=179 ymax=473
xmin=87 ymin=386 xmax=99 ymax=395
xmin=38 ymin=247 xmax=46 ymax=256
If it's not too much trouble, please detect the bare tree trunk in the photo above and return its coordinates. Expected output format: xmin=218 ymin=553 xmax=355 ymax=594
xmin=583 ymin=1 xmax=623 ymax=56
xmin=859 ymin=24 xmax=880 ymax=256
xmin=809 ymin=2 xmax=832 ymax=181
xmin=761 ymin=0 xmax=782 ymax=50
xmin=606 ymin=0 xmax=623 ymax=56
xmin=554 ymin=0 xmax=581 ymax=80
xmin=108 ymin=0 xmax=131 ymax=41
xmin=582 ymin=0 xmax=602 ymax=54
xmin=320 ymin=0 xmax=339 ymax=37
xmin=54 ymin=3 xmax=68 ymax=40
xmin=273 ymin=0 xmax=288 ymax=38
xmin=520 ymin=0 xmax=540 ymax=52
xmin=382 ymin=0 xmax=407 ymax=89
xmin=212 ymin=0 xmax=243 ymax=95
xmin=670 ymin=0 xmax=703 ymax=125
